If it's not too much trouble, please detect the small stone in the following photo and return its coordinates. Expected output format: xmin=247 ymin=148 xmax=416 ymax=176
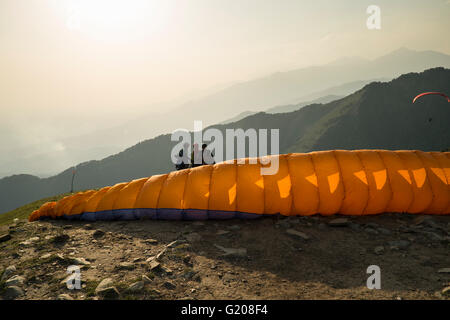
xmin=55 ymin=253 xmax=66 ymax=262
xmin=19 ymin=237 xmax=40 ymax=247
xmin=58 ymin=294 xmax=74 ymax=300
xmin=148 ymin=289 xmax=161 ymax=296
xmin=183 ymin=271 xmax=196 ymax=280
xmin=84 ymin=224 xmax=93 ymax=230
xmin=424 ymin=232 xmax=445 ymax=241
xmin=328 ymin=218 xmax=349 ymax=227
xmin=349 ymin=223 xmax=361 ymax=231
xmin=93 ymin=230 xmax=105 ymax=238
xmin=63 ymin=225 xmax=72 ymax=230
xmin=216 ymin=230 xmax=230 ymax=236
xmin=185 ymin=232 xmax=201 ymax=242
xmin=117 ymin=262 xmax=135 ymax=270
xmin=162 ymin=281 xmax=176 ymax=290
xmin=0 ymin=233 xmax=11 ymax=242
xmin=413 ymin=216 xmax=426 ymax=225
xmin=3 ymin=286 xmax=24 ymax=299
xmin=126 ymin=281 xmax=144 ymax=293
xmin=142 ymin=275 xmax=152 ymax=284
xmin=228 ymin=225 xmax=241 ymax=231
xmin=145 ymin=239 xmax=158 ymax=244
xmin=438 ymin=268 xmax=450 ymax=274
xmin=442 ymin=286 xmax=450 ymax=296
xmin=286 ymin=229 xmax=310 ymax=240
xmin=286 ymin=217 xmax=300 ymax=224
xmin=71 ymin=257 xmax=91 ymax=266
xmin=1 ymin=265 xmax=16 ymax=281
xmin=95 ymin=278 xmax=114 ymax=294
xmin=161 ymin=266 xmax=173 ymax=275
xmin=413 ymin=216 xmax=438 ymax=228
xmin=97 ymin=287 xmax=120 ymax=299
xmin=41 ymin=253 xmax=52 ymax=260
xmin=183 ymin=255 xmax=192 ymax=265
xmin=5 ymin=275 xmax=25 ymax=287
xmin=365 ymin=228 xmax=379 ymax=235
xmin=374 ymin=246 xmax=384 ymax=255
xmin=147 ymin=260 xmax=161 ymax=271
xmin=214 ymin=244 xmax=247 ymax=258
xmin=377 ymin=228 xmax=392 ymax=235
xmin=388 ymin=240 xmax=410 ymax=250
xmin=133 ymin=257 xmax=143 ymax=263
xmin=192 ymin=222 xmax=205 ymax=227
xmin=275 ymin=219 xmax=291 ymax=229
xmin=52 ymin=233 xmax=70 ymax=244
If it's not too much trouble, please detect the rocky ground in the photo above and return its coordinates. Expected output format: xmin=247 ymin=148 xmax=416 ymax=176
xmin=0 ymin=213 xmax=449 ymax=300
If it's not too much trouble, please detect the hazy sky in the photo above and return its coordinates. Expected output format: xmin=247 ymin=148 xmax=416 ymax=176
xmin=1 ymin=0 xmax=450 ymax=151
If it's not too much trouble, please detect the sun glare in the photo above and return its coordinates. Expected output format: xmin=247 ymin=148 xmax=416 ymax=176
xmin=63 ymin=0 xmax=172 ymax=40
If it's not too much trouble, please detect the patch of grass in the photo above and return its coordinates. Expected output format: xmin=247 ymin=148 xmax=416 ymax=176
xmin=0 ymin=193 xmax=72 ymax=226
xmin=19 ymin=256 xmax=45 ymax=271
xmin=145 ymin=288 xmax=162 ymax=299
xmin=46 ymin=280 xmax=62 ymax=293
xmin=131 ymin=276 xmax=143 ymax=283
xmin=173 ymin=244 xmax=191 ymax=252
xmin=0 ymin=237 xmax=22 ymax=252
xmin=84 ymin=280 xmax=100 ymax=297
xmin=183 ymin=266 xmax=194 ymax=274
xmin=115 ymin=281 xmax=130 ymax=293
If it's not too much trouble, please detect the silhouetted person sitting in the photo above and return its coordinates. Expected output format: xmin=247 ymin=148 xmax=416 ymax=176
xmin=175 ymin=143 xmax=190 ymax=170
xmin=190 ymin=143 xmax=215 ymax=168
xmin=202 ymin=143 xmax=215 ymax=165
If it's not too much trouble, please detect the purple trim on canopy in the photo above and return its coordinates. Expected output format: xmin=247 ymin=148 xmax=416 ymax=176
xmin=57 ymin=208 xmax=263 ymax=221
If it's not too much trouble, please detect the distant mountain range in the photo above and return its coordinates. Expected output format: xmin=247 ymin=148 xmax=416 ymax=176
xmin=2 ymin=47 xmax=449 ymax=178
xmin=221 ymin=95 xmax=345 ymax=124
xmin=177 ymin=48 xmax=450 ymax=122
xmin=222 ymin=78 xmax=392 ymax=123
xmin=1 ymin=67 xmax=449 ymax=214
xmin=266 ymin=94 xmax=343 ymax=114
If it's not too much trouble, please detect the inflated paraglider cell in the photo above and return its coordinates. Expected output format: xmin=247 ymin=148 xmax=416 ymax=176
xmin=29 ymin=150 xmax=450 ymax=222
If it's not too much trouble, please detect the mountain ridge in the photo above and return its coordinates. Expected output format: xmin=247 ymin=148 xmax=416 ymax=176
xmin=1 ymin=67 xmax=449 ymax=214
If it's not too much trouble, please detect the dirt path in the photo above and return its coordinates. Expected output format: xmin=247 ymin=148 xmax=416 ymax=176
xmin=1 ymin=213 xmax=449 ymax=300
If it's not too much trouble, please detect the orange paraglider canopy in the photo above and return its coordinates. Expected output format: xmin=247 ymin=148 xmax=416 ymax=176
xmin=28 ymin=150 xmax=450 ymax=222
xmin=413 ymin=92 xmax=450 ymax=104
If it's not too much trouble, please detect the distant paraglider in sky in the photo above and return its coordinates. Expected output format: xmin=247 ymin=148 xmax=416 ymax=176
xmin=412 ymin=92 xmax=450 ymax=104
